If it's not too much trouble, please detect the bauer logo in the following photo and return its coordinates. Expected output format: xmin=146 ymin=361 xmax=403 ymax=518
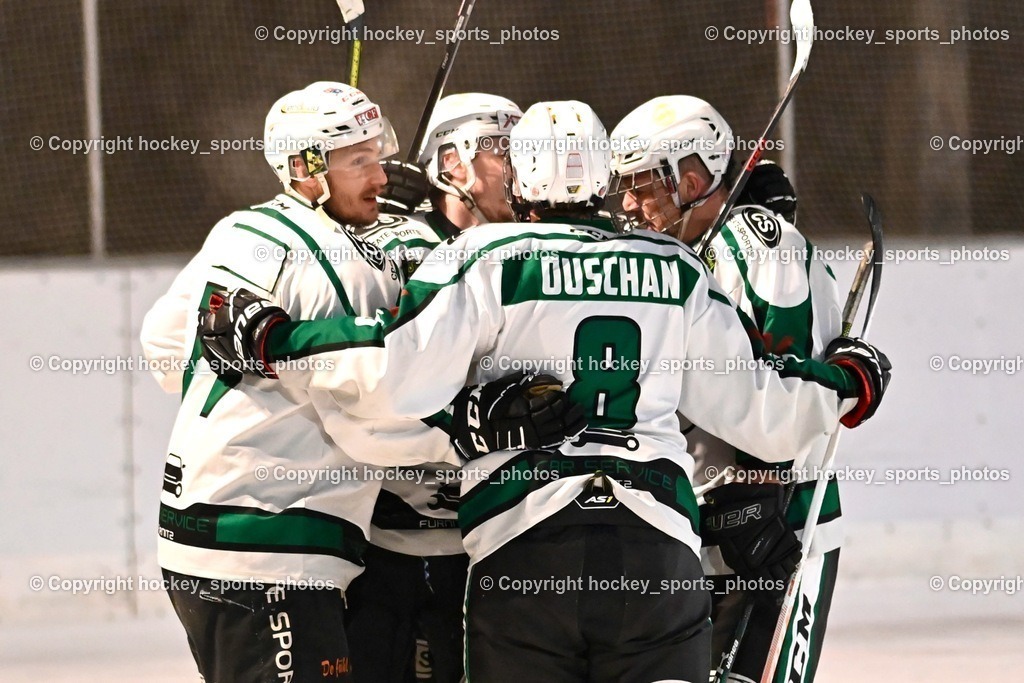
xmin=355 ymin=107 xmax=381 ymax=127
xmin=741 ymin=207 xmax=781 ymax=249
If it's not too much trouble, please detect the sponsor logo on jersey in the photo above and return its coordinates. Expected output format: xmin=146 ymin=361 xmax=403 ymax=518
xmin=571 ymin=428 xmax=640 ymax=451
xmin=428 ymin=483 xmax=461 ymax=512
xmin=575 ymin=472 xmax=620 ymax=510
xmin=345 ymin=232 xmax=389 ymax=272
xmin=367 ymin=214 xmax=409 ymax=230
xmin=163 ymin=454 xmax=185 ymax=498
xmin=740 ymin=207 xmax=781 ymax=249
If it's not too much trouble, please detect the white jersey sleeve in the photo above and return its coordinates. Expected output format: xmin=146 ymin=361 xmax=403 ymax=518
xmin=140 ymin=252 xmax=205 ymax=393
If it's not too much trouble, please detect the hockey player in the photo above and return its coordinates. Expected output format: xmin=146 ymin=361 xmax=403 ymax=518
xmin=197 ymin=100 xmax=891 ymax=682
xmin=342 ymin=93 xmax=523 ymax=683
xmin=609 ymin=95 xmax=857 ymax=683
xmin=140 ymin=82 xmax=570 ymax=683
xmin=359 ymin=92 xmax=523 ymax=276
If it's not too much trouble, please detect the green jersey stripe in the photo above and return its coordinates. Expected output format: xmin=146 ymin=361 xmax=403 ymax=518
xmin=159 ymin=502 xmax=368 ymax=564
xmin=250 ymin=206 xmax=356 ymax=316
xmin=719 ymin=225 xmax=815 ymax=358
xmin=787 ymin=479 xmax=842 ymax=528
xmin=211 ymin=264 xmax=267 ymax=294
xmin=231 ymin=222 xmax=289 ymax=251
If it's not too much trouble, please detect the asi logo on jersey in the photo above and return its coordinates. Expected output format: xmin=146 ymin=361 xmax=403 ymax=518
xmin=740 ymin=207 xmax=781 ymax=249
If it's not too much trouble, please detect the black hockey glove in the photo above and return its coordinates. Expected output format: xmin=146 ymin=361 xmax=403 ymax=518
xmin=378 ymin=160 xmax=431 ymax=215
xmin=451 ymin=371 xmax=588 ymax=460
xmin=738 ymin=159 xmax=797 ymax=224
xmin=825 ymin=336 xmax=892 ymax=427
xmin=701 ymin=482 xmax=802 ymax=587
xmin=199 ymin=288 xmax=290 ymax=379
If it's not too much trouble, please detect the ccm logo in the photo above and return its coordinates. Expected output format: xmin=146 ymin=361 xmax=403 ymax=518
xmin=355 ymin=107 xmax=381 ymax=126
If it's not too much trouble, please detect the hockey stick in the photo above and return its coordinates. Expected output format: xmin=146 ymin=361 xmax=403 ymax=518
xmin=696 ymin=0 xmax=813 ymax=259
xmin=759 ymin=197 xmax=884 ymax=683
xmin=406 ymin=0 xmax=478 ymax=162
xmin=335 ymin=0 xmax=365 ymax=87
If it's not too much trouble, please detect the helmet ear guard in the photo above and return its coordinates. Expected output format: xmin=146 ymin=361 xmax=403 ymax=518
xmin=300 ymin=146 xmax=329 ymax=178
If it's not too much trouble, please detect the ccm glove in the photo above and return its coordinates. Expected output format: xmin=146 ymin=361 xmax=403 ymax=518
xmin=738 ymin=159 xmax=797 ymax=224
xmin=701 ymin=482 xmax=802 ymax=585
xmin=451 ymin=371 xmax=588 ymax=459
xmin=825 ymin=336 xmax=892 ymax=427
xmin=378 ymin=160 xmax=431 ymax=214
xmin=199 ymin=288 xmax=290 ymax=379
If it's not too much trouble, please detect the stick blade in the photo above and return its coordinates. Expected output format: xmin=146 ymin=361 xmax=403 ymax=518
xmin=336 ymin=0 xmax=365 ymax=23
xmin=790 ymin=0 xmax=815 ymax=76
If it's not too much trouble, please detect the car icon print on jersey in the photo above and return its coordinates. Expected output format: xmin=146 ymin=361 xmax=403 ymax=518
xmin=163 ymin=454 xmax=185 ymax=497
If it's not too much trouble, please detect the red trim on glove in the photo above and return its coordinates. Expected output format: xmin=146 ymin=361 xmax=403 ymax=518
xmin=831 ymin=357 xmax=873 ymax=428
xmin=255 ymin=316 xmax=286 ymax=380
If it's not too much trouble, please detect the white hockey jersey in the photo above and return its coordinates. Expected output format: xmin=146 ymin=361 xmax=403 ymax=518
xmin=688 ymin=206 xmax=845 ymax=570
xmin=352 ymin=211 xmax=466 ymax=557
xmin=147 ymin=193 xmax=457 ymax=587
xmin=262 ymin=220 xmax=860 ymax=566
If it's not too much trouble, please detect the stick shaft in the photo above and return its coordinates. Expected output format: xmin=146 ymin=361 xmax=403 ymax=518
xmin=406 ymin=0 xmax=477 ymax=162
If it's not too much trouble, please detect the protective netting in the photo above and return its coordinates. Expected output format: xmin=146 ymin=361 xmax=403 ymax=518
xmin=3 ymin=0 xmax=1021 ymax=257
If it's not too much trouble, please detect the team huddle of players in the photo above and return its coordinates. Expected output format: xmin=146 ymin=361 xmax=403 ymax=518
xmin=142 ymin=82 xmax=890 ymax=683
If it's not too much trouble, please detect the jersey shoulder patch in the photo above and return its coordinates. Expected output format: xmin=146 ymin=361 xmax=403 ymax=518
xmin=735 ymin=206 xmax=781 ymax=249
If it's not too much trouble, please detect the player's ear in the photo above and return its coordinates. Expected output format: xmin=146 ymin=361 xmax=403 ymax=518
xmin=676 ymin=169 xmax=706 ymax=205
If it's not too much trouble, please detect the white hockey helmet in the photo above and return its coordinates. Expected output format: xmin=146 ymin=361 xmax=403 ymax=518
xmin=608 ymin=96 xmax=733 ymax=232
xmin=416 ymin=93 xmax=523 ymax=198
xmin=610 ymin=95 xmax=732 ymax=195
xmin=506 ymin=100 xmax=611 ymax=221
xmin=264 ymin=81 xmax=398 ymax=187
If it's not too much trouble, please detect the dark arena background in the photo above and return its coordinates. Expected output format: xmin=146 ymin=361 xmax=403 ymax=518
xmin=2 ymin=2 xmax=1022 ymax=681
xmin=3 ymin=1 xmax=1022 ymax=256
